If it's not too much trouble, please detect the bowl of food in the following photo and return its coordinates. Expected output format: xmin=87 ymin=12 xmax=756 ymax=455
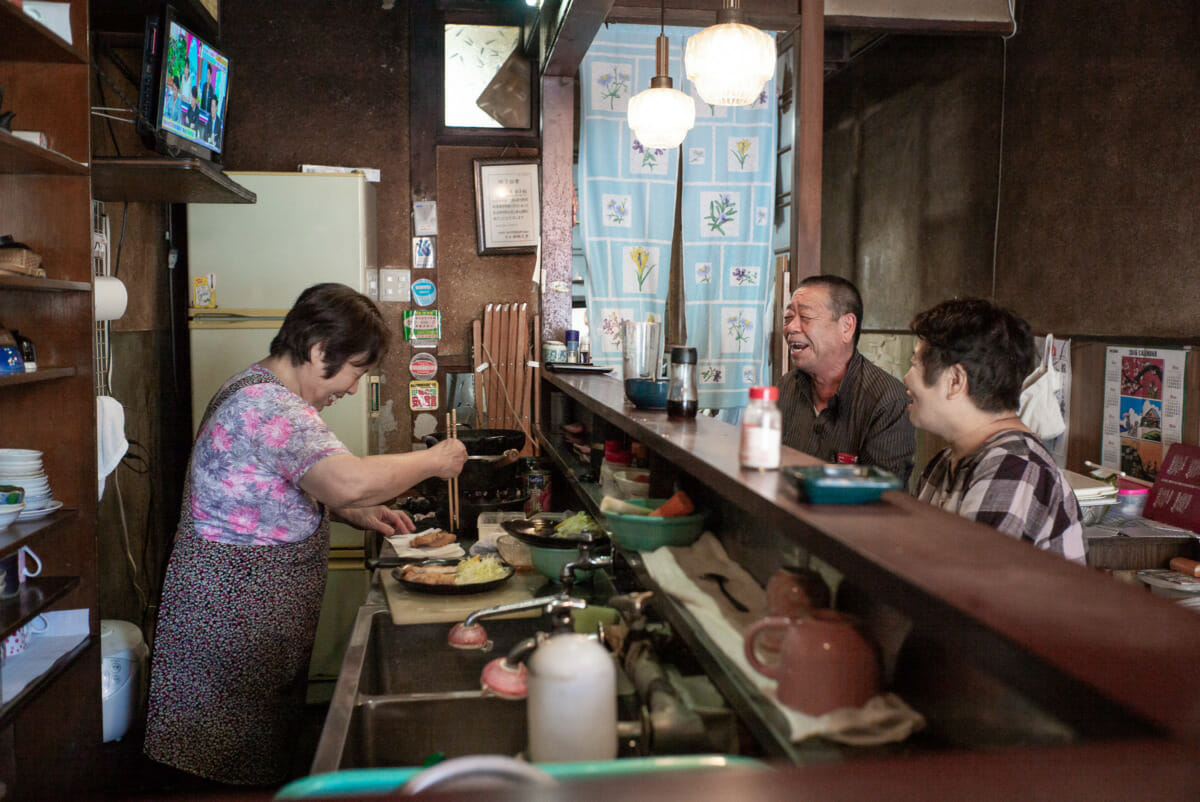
xmin=613 ymin=469 xmax=651 ymax=499
xmin=496 ymin=534 xmax=534 ymax=571
xmin=527 ymin=542 xmax=596 ymax=584
xmin=623 ymin=378 xmax=669 ymax=410
xmin=604 ymin=498 xmax=704 ymax=551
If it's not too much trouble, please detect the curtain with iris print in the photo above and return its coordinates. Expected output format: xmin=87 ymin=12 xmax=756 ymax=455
xmin=579 ymin=24 xmax=777 ymax=407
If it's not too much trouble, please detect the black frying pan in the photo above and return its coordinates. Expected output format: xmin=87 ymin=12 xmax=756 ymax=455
xmin=424 ymin=428 xmax=526 ymax=456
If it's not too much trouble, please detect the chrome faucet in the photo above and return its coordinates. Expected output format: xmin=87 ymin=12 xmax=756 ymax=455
xmin=559 ymin=540 xmax=613 ymax=595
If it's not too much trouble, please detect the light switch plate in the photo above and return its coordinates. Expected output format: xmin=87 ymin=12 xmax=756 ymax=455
xmin=379 ymin=268 xmax=410 ymax=303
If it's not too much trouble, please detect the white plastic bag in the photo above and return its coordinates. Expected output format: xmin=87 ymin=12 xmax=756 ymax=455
xmin=1018 ymin=336 xmax=1066 ymax=440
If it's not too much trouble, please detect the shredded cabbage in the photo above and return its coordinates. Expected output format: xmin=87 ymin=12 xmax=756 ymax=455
xmin=553 ymin=511 xmax=597 ymax=537
xmin=455 ymin=554 xmax=509 ymax=584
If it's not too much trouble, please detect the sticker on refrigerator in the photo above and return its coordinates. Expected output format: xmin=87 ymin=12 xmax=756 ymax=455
xmin=402 ymin=310 xmax=441 ymax=342
xmin=411 ymin=279 xmax=437 ymax=307
xmin=409 ymin=352 xmax=438 ymax=380
xmin=193 ymin=274 xmax=216 ymax=308
xmin=409 ymin=380 xmax=439 ymax=411
xmin=413 ymin=237 xmax=435 ymax=270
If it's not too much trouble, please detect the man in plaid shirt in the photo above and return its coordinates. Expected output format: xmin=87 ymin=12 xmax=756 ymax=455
xmin=905 ymin=299 xmax=1084 ymax=562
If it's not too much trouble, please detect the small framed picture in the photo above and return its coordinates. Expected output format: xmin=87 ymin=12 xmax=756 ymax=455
xmin=473 ymin=159 xmax=540 ymax=255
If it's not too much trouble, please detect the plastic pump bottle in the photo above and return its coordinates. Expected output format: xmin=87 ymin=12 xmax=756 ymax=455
xmin=527 ymin=600 xmax=617 ymax=762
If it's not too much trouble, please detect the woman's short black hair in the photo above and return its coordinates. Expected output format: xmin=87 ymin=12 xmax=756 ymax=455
xmin=270 ymin=283 xmax=390 ymax=378
xmin=910 ymin=298 xmax=1035 ymax=413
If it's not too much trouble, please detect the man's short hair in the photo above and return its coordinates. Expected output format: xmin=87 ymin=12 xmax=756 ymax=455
xmin=797 ymin=275 xmax=863 ymax=347
xmin=909 ymin=298 xmax=1035 ymax=413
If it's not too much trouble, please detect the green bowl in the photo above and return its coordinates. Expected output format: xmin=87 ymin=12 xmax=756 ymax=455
xmin=528 ymin=543 xmax=593 ymax=584
xmin=604 ymin=499 xmax=704 ymax=551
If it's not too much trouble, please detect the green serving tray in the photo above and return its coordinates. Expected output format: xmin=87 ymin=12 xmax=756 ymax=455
xmin=781 ymin=465 xmax=903 ymax=504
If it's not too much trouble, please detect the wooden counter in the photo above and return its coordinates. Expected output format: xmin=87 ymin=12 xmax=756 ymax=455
xmin=542 ymin=371 xmax=1200 ymax=747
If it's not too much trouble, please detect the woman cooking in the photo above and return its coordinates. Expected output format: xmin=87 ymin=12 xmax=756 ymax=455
xmin=144 ymin=283 xmax=468 ymax=786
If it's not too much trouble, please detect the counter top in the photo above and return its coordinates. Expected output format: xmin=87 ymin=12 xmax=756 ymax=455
xmin=544 ymin=371 xmax=1200 ymax=744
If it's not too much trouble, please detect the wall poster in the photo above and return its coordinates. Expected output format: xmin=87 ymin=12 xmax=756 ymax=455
xmin=1101 ymin=345 xmax=1187 ymax=482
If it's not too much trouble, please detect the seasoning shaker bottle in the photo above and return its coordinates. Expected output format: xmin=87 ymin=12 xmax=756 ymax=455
xmin=666 ymin=346 xmax=698 ymax=421
xmin=565 ymin=329 xmax=581 ymax=364
xmin=740 ymin=386 xmax=781 ymax=470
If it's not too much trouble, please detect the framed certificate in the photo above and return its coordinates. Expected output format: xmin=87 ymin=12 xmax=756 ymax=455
xmin=473 ymin=159 xmax=540 ymax=255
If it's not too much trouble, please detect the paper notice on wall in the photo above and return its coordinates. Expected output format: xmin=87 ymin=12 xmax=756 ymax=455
xmin=1101 ymin=346 xmax=1187 ymax=482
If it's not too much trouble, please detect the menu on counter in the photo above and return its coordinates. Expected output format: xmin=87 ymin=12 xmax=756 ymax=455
xmin=1101 ymin=345 xmax=1186 ymax=481
xmin=1145 ymin=443 xmax=1200 ymax=532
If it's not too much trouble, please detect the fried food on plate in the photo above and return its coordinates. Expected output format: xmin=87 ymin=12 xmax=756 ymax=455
xmin=400 ymin=563 xmax=458 ymax=585
xmin=411 ymin=529 xmax=457 ymax=548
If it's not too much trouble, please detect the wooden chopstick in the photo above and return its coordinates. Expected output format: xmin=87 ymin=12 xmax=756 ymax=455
xmin=447 ymin=410 xmax=460 ymax=532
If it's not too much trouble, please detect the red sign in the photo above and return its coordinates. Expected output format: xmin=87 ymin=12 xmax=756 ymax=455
xmin=409 ymin=353 xmax=438 ymax=380
xmin=1144 ymin=443 xmax=1200 ymax=531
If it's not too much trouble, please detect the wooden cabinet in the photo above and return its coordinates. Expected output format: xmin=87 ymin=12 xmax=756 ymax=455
xmin=0 ymin=2 xmax=102 ymax=798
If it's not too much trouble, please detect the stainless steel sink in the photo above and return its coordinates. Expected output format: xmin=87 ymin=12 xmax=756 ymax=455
xmin=312 ymin=600 xmax=738 ymax=774
xmin=341 ymin=691 xmax=528 ymax=768
xmin=358 ymin=610 xmax=543 ymax=695
xmin=313 ymin=604 xmax=543 ymax=773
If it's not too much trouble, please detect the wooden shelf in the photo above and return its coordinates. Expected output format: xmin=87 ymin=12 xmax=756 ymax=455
xmin=0 ymin=130 xmax=88 ymax=176
xmin=0 ymin=508 xmax=76 ymax=559
xmin=91 ymin=157 xmax=256 ymax=203
xmin=0 ymin=367 xmax=77 ymax=388
xmin=0 ymin=275 xmax=90 ymax=292
xmin=0 ymin=2 xmax=85 ymax=63
xmin=0 ymin=631 xmax=91 ymax=727
xmin=0 ymin=575 xmax=80 ymax=640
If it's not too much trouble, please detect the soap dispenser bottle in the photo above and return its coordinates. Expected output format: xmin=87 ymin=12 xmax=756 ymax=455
xmin=527 ymin=598 xmax=617 ymax=762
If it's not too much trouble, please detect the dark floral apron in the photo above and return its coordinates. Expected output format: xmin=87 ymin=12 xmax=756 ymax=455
xmin=144 ymin=370 xmax=330 ymax=786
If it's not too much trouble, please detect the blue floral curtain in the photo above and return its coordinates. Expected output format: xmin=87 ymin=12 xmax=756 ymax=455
xmin=579 ymin=24 xmax=778 ymax=407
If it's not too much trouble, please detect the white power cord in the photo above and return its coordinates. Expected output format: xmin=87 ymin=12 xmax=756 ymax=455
xmin=113 ymin=466 xmax=148 ymax=615
xmin=990 ymin=0 xmax=1017 ymax=297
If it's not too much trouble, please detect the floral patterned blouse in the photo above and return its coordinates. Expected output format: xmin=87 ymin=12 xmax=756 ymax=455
xmin=189 ymin=365 xmax=348 ymax=546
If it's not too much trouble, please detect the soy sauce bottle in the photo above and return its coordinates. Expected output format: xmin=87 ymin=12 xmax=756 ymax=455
xmin=666 ymin=346 xmax=698 ymax=421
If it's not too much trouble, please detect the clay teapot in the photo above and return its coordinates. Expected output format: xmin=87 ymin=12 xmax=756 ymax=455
xmin=744 ymin=609 xmax=881 ymax=716
xmin=765 ymin=565 xmax=830 ymax=618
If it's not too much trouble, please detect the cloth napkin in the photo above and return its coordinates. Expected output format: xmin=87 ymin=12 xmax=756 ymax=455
xmin=96 ymin=395 xmax=128 ymax=500
xmin=385 ymin=527 xmax=466 ymax=560
xmin=641 ymin=533 xmax=925 ymax=745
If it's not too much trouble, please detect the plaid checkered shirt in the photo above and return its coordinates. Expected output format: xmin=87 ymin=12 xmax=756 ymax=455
xmin=915 ymin=429 xmax=1085 ymax=562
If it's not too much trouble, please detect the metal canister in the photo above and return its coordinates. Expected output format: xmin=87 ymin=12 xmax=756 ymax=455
xmin=523 ymin=460 xmax=552 ymax=516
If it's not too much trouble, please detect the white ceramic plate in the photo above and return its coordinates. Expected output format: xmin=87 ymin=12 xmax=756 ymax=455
xmin=16 ymin=499 xmax=63 ymax=520
xmin=0 ymin=449 xmax=42 ymax=458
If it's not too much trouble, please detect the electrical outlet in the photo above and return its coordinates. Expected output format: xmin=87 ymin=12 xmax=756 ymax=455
xmin=365 ymin=268 xmax=379 ymax=301
xmin=378 ymin=268 xmax=410 ymax=303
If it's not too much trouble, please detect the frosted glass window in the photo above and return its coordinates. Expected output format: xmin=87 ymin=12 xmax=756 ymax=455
xmin=445 ymin=24 xmax=524 ymax=128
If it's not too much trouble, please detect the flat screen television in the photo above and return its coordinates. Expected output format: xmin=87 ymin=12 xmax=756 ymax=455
xmin=137 ymin=5 xmax=230 ymax=161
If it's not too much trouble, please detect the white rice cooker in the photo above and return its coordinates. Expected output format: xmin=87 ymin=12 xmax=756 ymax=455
xmin=100 ymin=620 xmax=148 ymax=743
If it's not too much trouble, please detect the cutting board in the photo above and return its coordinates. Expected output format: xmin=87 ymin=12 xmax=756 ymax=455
xmin=380 ymin=568 xmax=549 ymax=625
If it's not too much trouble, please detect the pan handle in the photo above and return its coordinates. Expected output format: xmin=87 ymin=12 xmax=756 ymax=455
xmin=422 ymin=434 xmax=439 ymax=449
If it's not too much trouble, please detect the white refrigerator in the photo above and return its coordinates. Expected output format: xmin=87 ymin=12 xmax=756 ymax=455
xmin=187 ymin=171 xmax=377 ymax=697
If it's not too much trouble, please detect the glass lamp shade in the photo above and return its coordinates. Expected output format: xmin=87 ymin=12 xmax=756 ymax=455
xmin=627 ymin=85 xmax=696 ymax=149
xmin=684 ymin=21 xmax=776 ymax=107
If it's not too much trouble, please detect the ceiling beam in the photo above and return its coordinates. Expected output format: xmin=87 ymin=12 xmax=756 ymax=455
xmin=605 ymin=0 xmax=1014 ymax=35
xmin=541 ymin=0 xmax=617 ymax=77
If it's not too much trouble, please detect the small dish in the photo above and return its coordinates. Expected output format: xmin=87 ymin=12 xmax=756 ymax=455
xmin=0 ymin=502 xmax=25 ymax=530
xmin=501 ymin=515 xmax=607 ymax=550
xmin=781 ymin=465 xmax=903 ymax=504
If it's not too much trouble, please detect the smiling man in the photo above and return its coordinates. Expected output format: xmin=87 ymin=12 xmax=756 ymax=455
xmin=778 ymin=276 xmax=915 ymax=483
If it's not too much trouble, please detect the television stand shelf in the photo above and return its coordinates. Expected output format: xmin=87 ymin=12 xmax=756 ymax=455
xmin=91 ymin=157 xmax=256 ymax=204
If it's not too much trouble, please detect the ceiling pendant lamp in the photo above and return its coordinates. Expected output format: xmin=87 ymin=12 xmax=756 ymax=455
xmin=626 ymin=1 xmax=695 ymax=149
xmin=684 ymin=0 xmax=776 ymax=107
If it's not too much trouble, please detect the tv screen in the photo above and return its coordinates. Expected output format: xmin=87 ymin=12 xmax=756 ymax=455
xmin=153 ymin=7 xmax=229 ymax=158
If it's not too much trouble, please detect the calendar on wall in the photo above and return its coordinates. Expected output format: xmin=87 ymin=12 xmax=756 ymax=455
xmin=1101 ymin=346 xmax=1187 ymax=482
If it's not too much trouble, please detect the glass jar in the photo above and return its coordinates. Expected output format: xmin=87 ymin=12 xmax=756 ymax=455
xmin=666 ymin=346 xmax=698 ymax=421
xmin=740 ymin=386 xmax=781 ymax=470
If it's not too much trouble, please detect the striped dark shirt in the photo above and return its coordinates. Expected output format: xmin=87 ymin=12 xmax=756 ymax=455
xmin=778 ymin=351 xmax=916 ymax=484
xmin=915 ymin=429 xmax=1085 ymax=562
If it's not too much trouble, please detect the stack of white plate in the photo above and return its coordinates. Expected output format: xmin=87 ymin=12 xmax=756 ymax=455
xmin=0 ymin=449 xmax=62 ymax=521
